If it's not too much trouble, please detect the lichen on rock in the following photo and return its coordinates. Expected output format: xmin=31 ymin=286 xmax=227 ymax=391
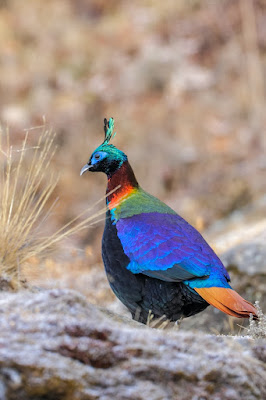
xmin=0 ymin=289 xmax=265 ymax=400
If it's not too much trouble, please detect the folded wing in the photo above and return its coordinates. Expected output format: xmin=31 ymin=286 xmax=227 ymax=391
xmin=115 ymin=212 xmax=230 ymax=284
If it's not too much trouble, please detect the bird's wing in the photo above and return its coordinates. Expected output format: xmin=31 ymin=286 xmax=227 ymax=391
xmin=115 ymin=212 xmax=230 ymax=283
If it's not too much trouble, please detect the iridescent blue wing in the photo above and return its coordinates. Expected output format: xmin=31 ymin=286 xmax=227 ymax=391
xmin=115 ymin=212 xmax=230 ymax=284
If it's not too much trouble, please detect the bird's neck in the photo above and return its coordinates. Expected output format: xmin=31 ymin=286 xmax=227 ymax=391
xmin=106 ymin=161 xmax=139 ymax=208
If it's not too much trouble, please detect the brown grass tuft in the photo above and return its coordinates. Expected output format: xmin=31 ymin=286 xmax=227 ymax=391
xmin=0 ymin=127 xmax=108 ymax=289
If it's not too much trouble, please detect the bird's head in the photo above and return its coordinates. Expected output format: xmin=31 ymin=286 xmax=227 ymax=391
xmin=80 ymin=118 xmax=127 ymax=177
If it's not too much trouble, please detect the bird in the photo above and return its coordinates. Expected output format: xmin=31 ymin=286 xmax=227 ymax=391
xmin=80 ymin=118 xmax=258 ymax=324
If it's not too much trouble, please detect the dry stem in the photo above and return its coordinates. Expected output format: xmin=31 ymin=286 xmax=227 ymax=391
xmin=0 ymin=127 xmax=111 ymax=288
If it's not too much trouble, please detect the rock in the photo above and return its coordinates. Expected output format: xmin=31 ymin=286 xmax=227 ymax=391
xmin=220 ymin=229 xmax=266 ymax=316
xmin=0 ymin=289 xmax=265 ymax=400
xmin=222 ymin=239 xmax=266 ymax=275
xmin=218 ymin=220 xmax=266 ymax=315
xmin=220 ymin=225 xmax=266 ymax=278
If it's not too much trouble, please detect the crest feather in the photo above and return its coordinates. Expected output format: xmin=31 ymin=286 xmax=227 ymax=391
xmin=103 ymin=117 xmax=116 ymax=144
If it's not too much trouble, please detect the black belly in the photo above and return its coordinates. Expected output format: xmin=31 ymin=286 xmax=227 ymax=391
xmin=102 ymin=213 xmax=208 ymax=324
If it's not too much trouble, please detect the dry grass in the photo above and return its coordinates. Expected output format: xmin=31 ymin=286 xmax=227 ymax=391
xmin=0 ymin=127 xmax=56 ymax=286
xmin=0 ymin=127 xmax=108 ymax=289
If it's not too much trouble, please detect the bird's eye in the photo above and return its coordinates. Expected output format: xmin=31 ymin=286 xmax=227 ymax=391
xmin=92 ymin=151 xmax=107 ymax=164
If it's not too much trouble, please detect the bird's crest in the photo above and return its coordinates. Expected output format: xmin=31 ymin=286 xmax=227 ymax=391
xmin=103 ymin=117 xmax=116 ymax=145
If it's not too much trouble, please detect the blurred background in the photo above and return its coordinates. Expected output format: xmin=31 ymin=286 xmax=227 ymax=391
xmin=0 ymin=0 xmax=265 ymax=331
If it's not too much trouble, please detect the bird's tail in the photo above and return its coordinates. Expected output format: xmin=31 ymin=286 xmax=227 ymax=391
xmin=194 ymin=287 xmax=258 ymax=319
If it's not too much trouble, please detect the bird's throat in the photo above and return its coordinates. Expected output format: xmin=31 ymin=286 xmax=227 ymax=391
xmin=107 ymin=161 xmax=138 ymax=208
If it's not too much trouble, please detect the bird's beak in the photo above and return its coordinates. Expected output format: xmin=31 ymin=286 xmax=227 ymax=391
xmin=80 ymin=163 xmax=92 ymax=176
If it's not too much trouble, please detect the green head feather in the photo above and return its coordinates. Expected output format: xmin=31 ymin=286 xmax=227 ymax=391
xmin=103 ymin=117 xmax=116 ymax=144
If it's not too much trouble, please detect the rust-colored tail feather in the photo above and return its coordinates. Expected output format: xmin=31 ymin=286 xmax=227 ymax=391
xmin=194 ymin=287 xmax=258 ymax=319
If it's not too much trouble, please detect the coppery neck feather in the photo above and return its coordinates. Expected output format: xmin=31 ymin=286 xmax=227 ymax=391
xmin=106 ymin=161 xmax=139 ymax=205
